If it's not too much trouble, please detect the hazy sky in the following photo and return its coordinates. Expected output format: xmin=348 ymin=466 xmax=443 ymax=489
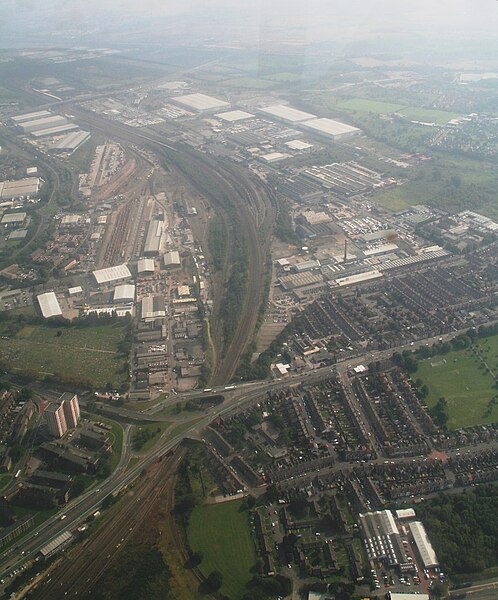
xmin=1 ymin=0 xmax=498 ymax=44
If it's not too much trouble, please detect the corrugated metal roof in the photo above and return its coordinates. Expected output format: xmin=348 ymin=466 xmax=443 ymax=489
xmin=93 ymin=264 xmax=132 ymax=285
xmin=37 ymin=292 xmax=62 ymax=318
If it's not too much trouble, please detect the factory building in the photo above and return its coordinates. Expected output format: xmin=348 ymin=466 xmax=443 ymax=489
xmin=137 ymin=258 xmax=155 ymax=274
xmin=37 ymin=292 xmax=62 ymax=319
xmin=141 ymin=295 xmax=166 ymax=320
xmin=113 ymin=283 xmax=135 ymax=303
xmin=216 ymin=110 xmax=254 ymax=122
xmin=11 ymin=110 xmax=52 ymax=124
xmin=408 ymin=521 xmax=439 ymax=569
xmin=0 ymin=177 xmax=41 ymax=200
xmin=30 ymin=124 xmax=79 ymax=138
xmin=301 ymin=117 xmax=361 ymax=141
xmin=19 ymin=115 xmax=68 ymax=133
xmin=143 ymin=219 xmax=164 ymax=256
xmin=93 ymin=264 xmax=132 ymax=286
xmin=259 ymin=104 xmax=316 ymax=124
xmin=173 ymin=92 xmax=229 ymax=112
xmin=359 ymin=510 xmax=409 ymax=568
xmin=163 ymin=250 xmax=181 ymax=267
xmin=1 ymin=212 xmax=27 ymax=228
xmin=50 ymin=130 xmax=90 ymax=153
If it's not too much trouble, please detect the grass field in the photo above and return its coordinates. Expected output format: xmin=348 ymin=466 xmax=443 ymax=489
xmin=188 ymin=499 xmax=256 ymax=599
xmin=0 ymin=322 xmax=129 ymax=388
xmin=397 ymin=106 xmax=458 ymax=125
xmin=416 ymin=335 xmax=498 ymax=429
xmin=338 ymin=98 xmax=406 ymax=114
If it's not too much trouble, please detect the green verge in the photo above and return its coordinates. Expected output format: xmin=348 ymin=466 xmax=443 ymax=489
xmin=415 ymin=334 xmax=498 ymax=429
xmin=188 ymin=499 xmax=256 ymax=600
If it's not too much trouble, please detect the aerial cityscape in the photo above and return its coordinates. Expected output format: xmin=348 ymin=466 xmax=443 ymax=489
xmin=0 ymin=1 xmax=496 ymax=599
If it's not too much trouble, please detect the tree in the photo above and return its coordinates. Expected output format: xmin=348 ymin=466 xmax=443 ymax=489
xmin=190 ymin=550 xmax=203 ymax=567
xmin=205 ymin=570 xmax=223 ymax=591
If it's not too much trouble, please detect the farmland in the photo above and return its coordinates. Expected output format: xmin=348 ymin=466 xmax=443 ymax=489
xmin=0 ymin=320 xmax=130 ymax=388
xmin=188 ymin=498 xmax=256 ymax=599
xmin=397 ymin=106 xmax=458 ymax=125
xmin=337 ymin=98 xmax=406 ymax=114
xmin=416 ymin=335 xmax=498 ymax=429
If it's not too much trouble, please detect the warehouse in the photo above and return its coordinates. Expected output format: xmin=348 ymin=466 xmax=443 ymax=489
xmin=408 ymin=521 xmax=439 ymax=569
xmin=1 ymin=212 xmax=27 ymax=228
xmin=137 ymin=258 xmax=155 ymax=274
xmin=143 ymin=219 xmax=164 ymax=256
xmin=68 ymin=286 xmax=83 ymax=296
xmin=11 ymin=110 xmax=52 ymax=124
xmin=359 ymin=510 xmax=408 ymax=567
xmin=93 ymin=264 xmax=132 ymax=286
xmin=113 ymin=284 xmax=135 ymax=303
xmin=37 ymin=292 xmax=63 ymax=318
xmin=285 ymin=139 xmax=313 ymax=150
xmin=141 ymin=295 xmax=166 ymax=320
xmin=173 ymin=93 xmax=229 ymax=112
xmin=333 ymin=270 xmax=383 ymax=287
xmin=7 ymin=229 xmax=28 ymax=240
xmin=30 ymin=124 xmax=79 ymax=138
xmin=259 ymin=104 xmax=316 ymax=124
xmin=260 ymin=152 xmax=289 ymax=163
xmin=163 ymin=250 xmax=181 ymax=267
xmin=50 ymin=130 xmax=90 ymax=153
xmin=39 ymin=531 xmax=73 ymax=559
xmin=20 ymin=115 xmax=68 ymax=133
xmin=301 ymin=117 xmax=361 ymax=140
xmin=216 ymin=110 xmax=254 ymax=122
xmin=0 ymin=177 xmax=41 ymax=200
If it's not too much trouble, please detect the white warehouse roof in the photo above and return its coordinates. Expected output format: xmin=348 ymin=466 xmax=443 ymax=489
xmin=114 ymin=284 xmax=135 ymax=302
xmin=396 ymin=508 xmax=416 ymax=519
xmin=173 ymin=93 xmax=229 ymax=112
xmin=93 ymin=264 xmax=132 ymax=285
xmin=408 ymin=521 xmax=439 ymax=568
xmin=164 ymin=251 xmax=181 ymax=266
xmin=37 ymin=292 xmax=62 ymax=318
xmin=259 ymin=104 xmax=316 ymax=123
xmin=137 ymin=258 xmax=155 ymax=273
xmin=216 ymin=110 xmax=254 ymax=122
xmin=1 ymin=212 xmax=26 ymax=224
xmin=301 ymin=117 xmax=361 ymax=139
xmin=11 ymin=110 xmax=52 ymax=123
xmin=68 ymin=286 xmax=83 ymax=295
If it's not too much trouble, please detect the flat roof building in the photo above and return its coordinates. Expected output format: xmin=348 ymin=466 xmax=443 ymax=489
xmin=259 ymin=104 xmax=316 ymax=124
xmin=30 ymin=124 xmax=79 ymax=138
xmin=216 ymin=110 xmax=254 ymax=122
xmin=93 ymin=264 xmax=132 ymax=286
xmin=113 ymin=283 xmax=135 ymax=303
xmin=39 ymin=531 xmax=73 ymax=559
xmin=143 ymin=219 xmax=164 ymax=256
xmin=164 ymin=251 xmax=181 ymax=267
xmin=68 ymin=286 xmax=83 ymax=296
xmin=137 ymin=258 xmax=155 ymax=274
xmin=0 ymin=177 xmax=41 ymax=200
xmin=50 ymin=131 xmax=90 ymax=153
xmin=408 ymin=521 xmax=439 ymax=569
xmin=301 ymin=117 xmax=361 ymax=140
xmin=1 ymin=212 xmax=27 ymax=226
xmin=60 ymin=393 xmax=80 ymax=429
xmin=12 ymin=110 xmax=52 ymax=123
xmin=45 ymin=402 xmax=67 ymax=438
xmin=20 ymin=115 xmax=68 ymax=133
xmin=141 ymin=295 xmax=166 ymax=320
xmin=37 ymin=292 xmax=62 ymax=319
xmin=173 ymin=93 xmax=229 ymax=112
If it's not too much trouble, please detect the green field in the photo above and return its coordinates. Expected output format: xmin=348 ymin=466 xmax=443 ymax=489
xmin=397 ymin=106 xmax=458 ymax=125
xmin=338 ymin=98 xmax=406 ymax=114
xmin=188 ymin=499 xmax=256 ymax=599
xmin=416 ymin=335 xmax=498 ymax=429
xmin=0 ymin=322 xmax=129 ymax=388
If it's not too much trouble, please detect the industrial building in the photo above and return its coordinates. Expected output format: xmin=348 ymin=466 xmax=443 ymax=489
xmin=173 ymin=93 xmax=229 ymax=112
xmin=30 ymin=124 xmax=79 ymax=138
xmin=50 ymin=130 xmax=90 ymax=153
xmin=408 ymin=521 xmax=439 ymax=569
xmin=113 ymin=283 xmax=135 ymax=303
xmin=359 ymin=510 xmax=409 ymax=568
xmin=1 ymin=212 xmax=27 ymax=227
xmin=260 ymin=152 xmax=289 ymax=163
xmin=301 ymin=117 xmax=361 ymax=140
xmin=141 ymin=295 xmax=166 ymax=320
xmin=0 ymin=177 xmax=41 ymax=200
xmin=11 ymin=110 xmax=52 ymax=124
xmin=163 ymin=250 xmax=181 ymax=267
xmin=67 ymin=286 xmax=83 ymax=296
xmin=19 ymin=115 xmax=68 ymax=133
xmin=285 ymin=139 xmax=313 ymax=150
xmin=143 ymin=219 xmax=164 ymax=256
xmin=93 ymin=264 xmax=132 ymax=286
xmin=37 ymin=291 xmax=62 ymax=319
xmin=7 ymin=229 xmax=28 ymax=240
xmin=39 ymin=531 xmax=73 ymax=559
xmin=216 ymin=110 xmax=254 ymax=122
xmin=137 ymin=258 xmax=155 ymax=274
xmin=259 ymin=104 xmax=316 ymax=124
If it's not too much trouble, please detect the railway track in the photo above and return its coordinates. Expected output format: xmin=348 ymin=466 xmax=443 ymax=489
xmin=31 ymin=447 xmax=186 ymax=599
